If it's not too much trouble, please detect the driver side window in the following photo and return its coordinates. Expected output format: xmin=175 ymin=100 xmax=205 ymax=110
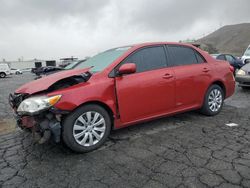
xmin=122 ymin=46 xmax=168 ymax=73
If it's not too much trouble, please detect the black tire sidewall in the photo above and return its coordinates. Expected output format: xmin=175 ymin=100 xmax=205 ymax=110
xmin=62 ymin=104 xmax=111 ymax=153
xmin=0 ymin=73 xmax=6 ymax=78
xmin=201 ymin=85 xmax=224 ymax=116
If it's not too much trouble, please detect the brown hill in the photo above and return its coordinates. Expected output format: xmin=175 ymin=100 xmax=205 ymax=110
xmin=198 ymin=23 xmax=250 ymax=56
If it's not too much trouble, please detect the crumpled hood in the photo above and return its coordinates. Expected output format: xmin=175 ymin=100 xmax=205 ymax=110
xmin=15 ymin=68 xmax=91 ymax=94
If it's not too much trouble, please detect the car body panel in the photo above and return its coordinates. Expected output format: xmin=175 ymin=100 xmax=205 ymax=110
xmin=49 ymin=73 xmax=117 ymax=117
xmin=115 ymin=67 xmax=175 ymax=124
xmin=15 ymin=68 xmax=91 ymax=94
xmin=0 ymin=63 xmax=11 ymax=76
xmin=242 ymin=45 xmax=250 ymax=64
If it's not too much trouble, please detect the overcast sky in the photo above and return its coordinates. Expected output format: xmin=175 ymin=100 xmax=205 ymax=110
xmin=1 ymin=0 xmax=250 ymax=61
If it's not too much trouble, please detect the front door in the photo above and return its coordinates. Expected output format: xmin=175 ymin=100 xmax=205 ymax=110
xmin=115 ymin=46 xmax=175 ymax=124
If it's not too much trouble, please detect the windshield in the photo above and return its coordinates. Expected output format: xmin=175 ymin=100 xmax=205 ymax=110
xmin=74 ymin=47 xmax=131 ymax=72
xmin=244 ymin=47 xmax=250 ymax=56
xmin=64 ymin=60 xmax=85 ymax=70
xmin=64 ymin=61 xmax=79 ymax=70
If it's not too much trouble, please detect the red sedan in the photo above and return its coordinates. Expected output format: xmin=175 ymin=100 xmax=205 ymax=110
xmin=9 ymin=42 xmax=235 ymax=152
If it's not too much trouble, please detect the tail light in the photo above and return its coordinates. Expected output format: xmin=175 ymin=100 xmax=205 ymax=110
xmin=229 ymin=65 xmax=234 ymax=73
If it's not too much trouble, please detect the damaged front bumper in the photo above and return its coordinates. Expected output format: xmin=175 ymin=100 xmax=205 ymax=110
xmin=9 ymin=93 xmax=67 ymax=144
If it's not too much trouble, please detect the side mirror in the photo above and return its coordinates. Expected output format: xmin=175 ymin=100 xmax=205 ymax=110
xmin=118 ymin=63 xmax=136 ymax=75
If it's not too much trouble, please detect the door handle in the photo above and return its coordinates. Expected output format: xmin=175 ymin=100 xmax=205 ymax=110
xmin=202 ymin=68 xmax=210 ymax=73
xmin=163 ymin=73 xmax=173 ymax=79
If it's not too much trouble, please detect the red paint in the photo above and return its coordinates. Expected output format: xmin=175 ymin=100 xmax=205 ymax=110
xmin=15 ymin=68 xmax=91 ymax=94
xmin=15 ymin=42 xmax=235 ymax=129
xmin=118 ymin=63 xmax=136 ymax=75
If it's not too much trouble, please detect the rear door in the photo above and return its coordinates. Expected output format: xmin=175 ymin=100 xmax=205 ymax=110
xmin=167 ymin=45 xmax=212 ymax=108
xmin=115 ymin=46 xmax=175 ymax=124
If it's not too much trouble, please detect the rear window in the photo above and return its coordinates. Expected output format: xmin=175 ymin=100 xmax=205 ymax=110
xmin=168 ymin=45 xmax=204 ymax=66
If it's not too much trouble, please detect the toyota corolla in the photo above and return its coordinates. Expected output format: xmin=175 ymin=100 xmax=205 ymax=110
xmin=9 ymin=42 xmax=235 ymax=153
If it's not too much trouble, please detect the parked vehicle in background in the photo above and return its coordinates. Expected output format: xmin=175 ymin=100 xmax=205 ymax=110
xmin=211 ymin=54 xmax=244 ymax=74
xmin=64 ymin=59 xmax=86 ymax=70
xmin=0 ymin=63 xmax=11 ymax=78
xmin=235 ymin=63 xmax=250 ymax=89
xmin=10 ymin=68 xmax=22 ymax=75
xmin=33 ymin=66 xmax=64 ymax=76
xmin=241 ymin=45 xmax=250 ymax=64
xmin=21 ymin=68 xmax=32 ymax=73
xmin=9 ymin=42 xmax=235 ymax=153
xmin=35 ymin=60 xmax=87 ymax=79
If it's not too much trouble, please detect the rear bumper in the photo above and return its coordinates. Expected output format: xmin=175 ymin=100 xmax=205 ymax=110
xmin=235 ymin=75 xmax=250 ymax=87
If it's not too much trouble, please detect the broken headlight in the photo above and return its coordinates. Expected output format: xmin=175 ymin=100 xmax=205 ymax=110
xmin=17 ymin=95 xmax=61 ymax=115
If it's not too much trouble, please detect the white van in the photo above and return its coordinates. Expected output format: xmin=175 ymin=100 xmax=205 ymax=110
xmin=0 ymin=63 xmax=11 ymax=78
xmin=242 ymin=45 xmax=250 ymax=64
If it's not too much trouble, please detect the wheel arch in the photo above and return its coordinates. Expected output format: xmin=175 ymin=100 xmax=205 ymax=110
xmin=210 ymin=80 xmax=226 ymax=97
xmin=201 ymin=80 xmax=226 ymax=106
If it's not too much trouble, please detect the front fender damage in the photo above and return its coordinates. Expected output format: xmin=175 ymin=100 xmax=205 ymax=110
xmin=10 ymin=71 xmax=92 ymax=144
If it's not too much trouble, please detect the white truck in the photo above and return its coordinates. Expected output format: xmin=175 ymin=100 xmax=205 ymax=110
xmin=0 ymin=63 xmax=11 ymax=78
xmin=242 ymin=45 xmax=250 ymax=64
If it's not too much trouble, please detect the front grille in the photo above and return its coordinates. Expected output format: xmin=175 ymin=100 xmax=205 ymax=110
xmin=9 ymin=93 xmax=27 ymax=108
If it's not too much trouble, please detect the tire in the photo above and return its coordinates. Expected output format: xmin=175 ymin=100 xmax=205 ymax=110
xmin=200 ymin=85 xmax=224 ymax=116
xmin=62 ymin=104 xmax=111 ymax=153
xmin=0 ymin=72 xmax=6 ymax=78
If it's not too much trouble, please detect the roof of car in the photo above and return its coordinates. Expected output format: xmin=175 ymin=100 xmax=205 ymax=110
xmin=131 ymin=42 xmax=196 ymax=48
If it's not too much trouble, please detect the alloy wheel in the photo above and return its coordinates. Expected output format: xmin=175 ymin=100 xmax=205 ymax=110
xmin=208 ymin=89 xmax=223 ymax=112
xmin=73 ymin=111 xmax=106 ymax=147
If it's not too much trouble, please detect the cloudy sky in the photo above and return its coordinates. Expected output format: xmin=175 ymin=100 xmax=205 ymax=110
xmin=1 ymin=0 xmax=250 ymax=61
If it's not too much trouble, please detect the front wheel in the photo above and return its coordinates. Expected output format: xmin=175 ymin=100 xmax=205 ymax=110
xmin=0 ymin=72 xmax=6 ymax=78
xmin=62 ymin=104 xmax=111 ymax=153
xmin=200 ymin=85 xmax=224 ymax=116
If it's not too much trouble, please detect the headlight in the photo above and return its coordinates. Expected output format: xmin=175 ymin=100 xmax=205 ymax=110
xmin=236 ymin=69 xmax=246 ymax=76
xmin=17 ymin=95 xmax=61 ymax=114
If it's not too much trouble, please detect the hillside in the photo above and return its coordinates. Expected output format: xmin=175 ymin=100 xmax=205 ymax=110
xmin=198 ymin=23 xmax=250 ymax=56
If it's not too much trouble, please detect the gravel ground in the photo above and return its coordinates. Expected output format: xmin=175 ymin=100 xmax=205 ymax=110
xmin=0 ymin=74 xmax=250 ymax=188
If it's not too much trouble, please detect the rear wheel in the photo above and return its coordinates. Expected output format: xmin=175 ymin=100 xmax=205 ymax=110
xmin=62 ymin=104 xmax=111 ymax=153
xmin=0 ymin=72 xmax=6 ymax=78
xmin=200 ymin=85 xmax=224 ymax=116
